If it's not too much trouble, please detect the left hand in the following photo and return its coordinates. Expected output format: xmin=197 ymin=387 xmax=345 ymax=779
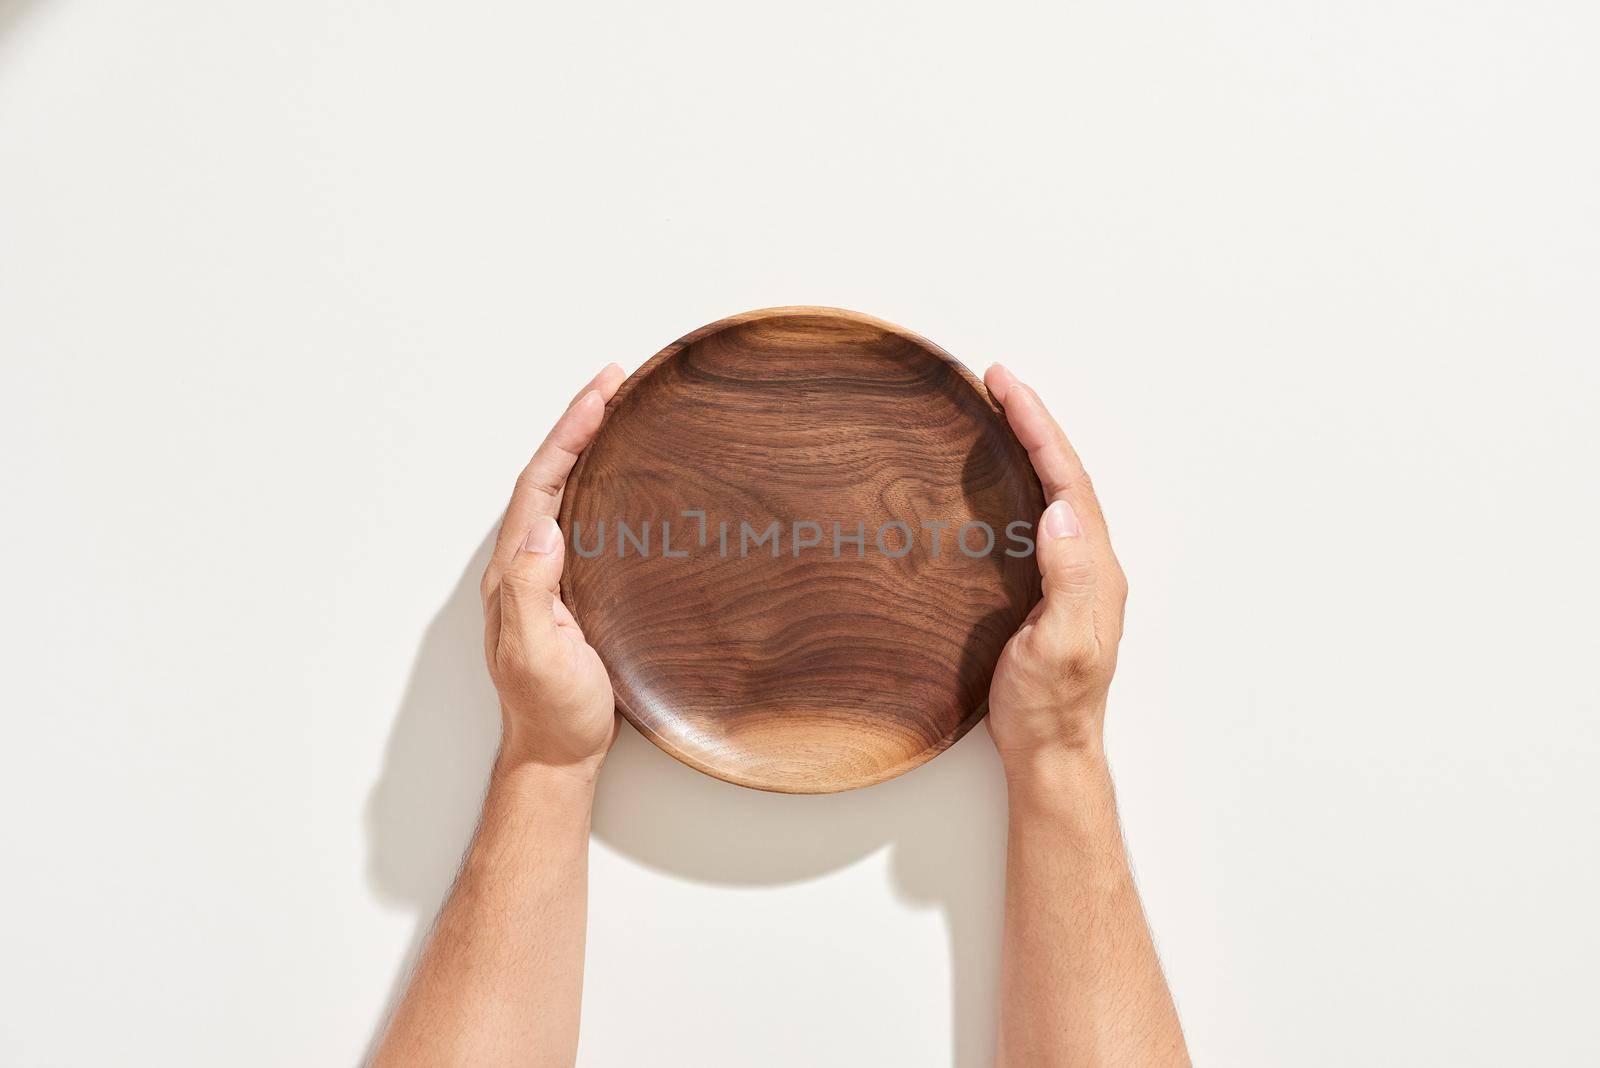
xmin=479 ymin=363 xmax=627 ymax=779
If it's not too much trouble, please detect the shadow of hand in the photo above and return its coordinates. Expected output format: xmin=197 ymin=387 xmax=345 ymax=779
xmin=364 ymin=532 xmax=1008 ymax=1066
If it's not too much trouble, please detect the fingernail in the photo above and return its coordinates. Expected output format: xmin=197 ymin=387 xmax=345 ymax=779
xmin=1043 ymin=499 xmax=1080 ymax=539
xmin=524 ymin=516 xmax=561 ymax=554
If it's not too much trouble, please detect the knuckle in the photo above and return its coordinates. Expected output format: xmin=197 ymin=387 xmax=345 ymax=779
xmin=498 ymin=569 xmax=537 ymax=600
xmin=1031 ymin=621 xmax=1103 ymax=686
xmin=514 ymin=469 xmax=562 ymax=500
xmin=1043 ymin=561 xmax=1096 ymax=598
xmin=1058 ymin=642 xmax=1100 ymax=683
xmin=493 ymin=629 xmax=542 ymax=682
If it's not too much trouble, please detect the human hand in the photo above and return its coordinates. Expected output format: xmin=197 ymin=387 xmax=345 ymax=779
xmin=479 ymin=364 xmax=628 ymax=781
xmin=983 ymin=364 xmax=1128 ymax=777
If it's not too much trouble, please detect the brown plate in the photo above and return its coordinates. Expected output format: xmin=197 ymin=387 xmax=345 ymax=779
xmin=558 ymin=307 xmax=1044 ymax=793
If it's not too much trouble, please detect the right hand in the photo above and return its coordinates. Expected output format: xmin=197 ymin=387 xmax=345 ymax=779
xmin=983 ymin=363 xmax=1129 ymax=772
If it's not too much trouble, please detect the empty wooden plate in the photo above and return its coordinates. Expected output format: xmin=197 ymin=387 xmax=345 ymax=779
xmin=558 ymin=307 xmax=1044 ymax=793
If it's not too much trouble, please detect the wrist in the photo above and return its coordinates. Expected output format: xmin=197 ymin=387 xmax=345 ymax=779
xmin=495 ymin=709 xmax=611 ymax=792
xmin=489 ymin=749 xmax=602 ymax=809
xmin=458 ymin=751 xmax=596 ymax=885
xmin=1001 ymin=742 xmax=1115 ymax=818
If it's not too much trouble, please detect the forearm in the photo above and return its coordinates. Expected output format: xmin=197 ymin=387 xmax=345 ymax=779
xmin=372 ymin=754 xmax=596 ymax=1068
xmin=997 ymin=745 xmax=1189 ymax=1067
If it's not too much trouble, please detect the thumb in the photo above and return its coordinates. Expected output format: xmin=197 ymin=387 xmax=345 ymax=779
xmin=1034 ymin=498 xmax=1097 ymax=641
xmin=497 ymin=515 xmax=566 ymax=660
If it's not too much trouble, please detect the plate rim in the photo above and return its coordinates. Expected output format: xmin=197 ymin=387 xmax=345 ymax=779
xmin=557 ymin=305 xmax=1036 ymax=794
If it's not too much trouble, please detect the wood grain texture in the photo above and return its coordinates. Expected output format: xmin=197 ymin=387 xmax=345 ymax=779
xmin=558 ymin=307 xmax=1044 ymax=793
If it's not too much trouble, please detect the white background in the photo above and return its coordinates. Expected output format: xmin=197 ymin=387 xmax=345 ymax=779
xmin=2 ymin=2 xmax=1596 ymax=1065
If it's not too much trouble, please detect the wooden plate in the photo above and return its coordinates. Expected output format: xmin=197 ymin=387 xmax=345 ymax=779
xmin=558 ymin=307 xmax=1044 ymax=793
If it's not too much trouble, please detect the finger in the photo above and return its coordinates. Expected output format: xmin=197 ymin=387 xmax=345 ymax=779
xmin=567 ymin=362 xmax=626 ymax=410
xmin=1031 ymin=498 xmax=1099 ymax=651
xmin=514 ymin=389 xmax=605 ymax=514
xmin=496 ymin=516 xmax=566 ymax=667
xmin=983 ymin=361 xmax=1023 ymax=406
xmin=487 ymin=380 xmax=611 ymax=592
xmin=511 ymin=363 xmax=626 ymax=532
xmin=984 ymin=363 xmax=1109 ymax=543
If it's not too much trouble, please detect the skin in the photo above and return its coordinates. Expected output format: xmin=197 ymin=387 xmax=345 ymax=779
xmin=372 ymin=362 xmax=1188 ymax=1067
xmin=983 ymin=363 xmax=1190 ymax=1067
xmin=370 ymin=363 xmax=627 ymax=1068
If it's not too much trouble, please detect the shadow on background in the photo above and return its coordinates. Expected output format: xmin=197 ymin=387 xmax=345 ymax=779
xmin=0 ymin=0 xmax=46 ymax=54
xmin=364 ymin=531 xmax=1009 ymax=1066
